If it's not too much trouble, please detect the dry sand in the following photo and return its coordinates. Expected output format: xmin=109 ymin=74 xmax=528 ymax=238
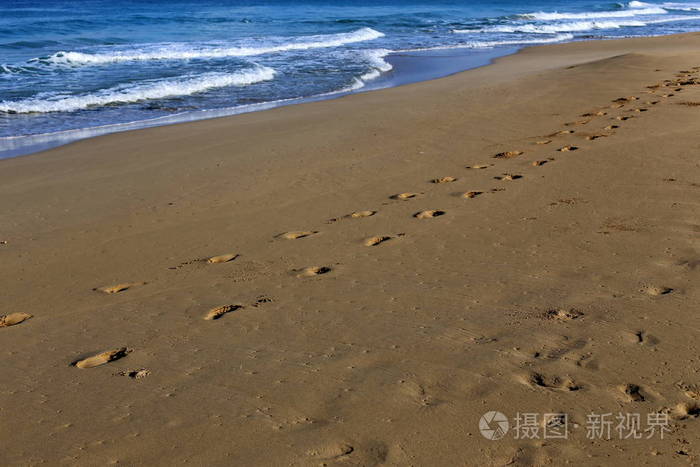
xmin=1 ymin=32 xmax=700 ymax=465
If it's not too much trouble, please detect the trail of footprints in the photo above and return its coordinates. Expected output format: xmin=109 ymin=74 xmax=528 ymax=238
xmin=2 ymin=64 xmax=698 ymax=426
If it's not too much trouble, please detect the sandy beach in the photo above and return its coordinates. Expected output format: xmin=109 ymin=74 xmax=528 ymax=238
xmin=1 ymin=32 xmax=700 ymax=465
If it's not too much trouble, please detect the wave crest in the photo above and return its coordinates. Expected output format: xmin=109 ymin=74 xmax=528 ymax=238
xmin=0 ymin=66 xmax=276 ymax=113
xmin=34 ymin=28 xmax=385 ymax=66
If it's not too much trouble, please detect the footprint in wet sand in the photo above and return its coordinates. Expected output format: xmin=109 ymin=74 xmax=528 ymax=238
xmin=364 ymin=235 xmax=394 ymax=246
xmin=328 ymin=210 xmax=377 ymax=223
xmin=465 ymin=164 xmax=491 ymax=170
xmin=390 ymin=192 xmax=420 ymax=200
xmin=493 ymin=151 xmax=523 ymax=159
xmin=585 ymin=134 xmax=608 ymax=141
xmin=581 ymin=111 xmax=607 ymax=117
xmin=414 ymin=210 xmax=446 ymax=219
xmin=532 ymin=160 xmax=550 ymax=167
xmin=619 ymin=383 xmax=646 ymax=402
xmin=642 ymin=285 xmax=674 ymax=296
xmin=565 ymin=119 xmax=590 ymax=126
xmin=204 ymin=304 xmax=242 ymax=320
xmin=548 ymin=130 xmax=574 ymax=137
xmin=674 ymin=402 xmax=700 ymax=420
xmin=73 ymin=348 xmax=130 ymax=369
xmin=277 ymin=231 xmax=318 ymax=240
xmin=431 ymin=176 xmax=457 ymax=184
xmin=207 ymin=253 xmax=238 ymax=264
xmin=623 ymin=329 xmax=659 ymax=346
xmin=524 ymin=372 xmax=581 ymax=391
xmin=295 ymin=266 xmax=332 ymax=278
xmin=535 ymin=140 xmax=552 ymax=145
xmin=494 ymin=174 xmax=522 ymax=181
xmin=542 ymin=308 xmax=584 ymax=321
xmin=307 ymin=442 xmax=355 ymax=461
xmin=629 ymin=108 xmax=648 ymax=113
xmin=558 ymin=145 xmax=578 ymax=152
xmin=0 ymin=312 xmax=32 ymax=328
xmin=349 ymin=210 xmax=376 ymax=218
xmin=604 ymin=125 xmax=619 ymax=130
xmin=616 ymin=116 xmax=634 ymax=121
xmin=462 ymin=191 xmax=483 ymax=198
xmin=118 ymin=369 xmax=150 ymax=379
xmin=94 ymin=282 xmax=146 ymax=294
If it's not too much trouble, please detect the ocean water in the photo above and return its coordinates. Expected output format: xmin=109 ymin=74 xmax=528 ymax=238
xmin=2 ymin=0 xmax=700 ymax=157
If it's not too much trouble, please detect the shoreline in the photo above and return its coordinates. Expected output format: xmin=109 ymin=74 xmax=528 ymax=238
xmin=1 ymin=31 xmax=699 ymax=465
xmin=0 ymin=44 xmax=517 ymax=160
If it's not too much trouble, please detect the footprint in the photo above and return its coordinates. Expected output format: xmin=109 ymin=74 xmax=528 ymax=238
xmin=494 ymin=174 xmax=522 ymax=181
xmin=674 ymin=402 xmax=700 ymax=420
xmin=327 ymin=210 xmax=377 ymax=223
xmin=307 ymin=443 xmax=354 ymax=461
xmin=94 ymin=282 xmax=145 ymax=294
xmin=462 ymin=191 xmax=483 ymax=198
xmin=619 ymin=384 xmax=645 ymax=402
xmin=73 ymin=348 xmax=130 ymax=369
xmin=642 ymin=285 xmax=674 ymax=296
xmin=207 ymin=253 xmax=238 ymax=264
xmin=535 ymin=140 xmax=552 ymax=145
xmin=531 ymin=160 xmax=549 ymax=167
xmin=465 ymin=164 xmax=491 ymax=169
xmin=413 ymin=210 xmax=446 ymax=219
xmin=630 ymin=108 xmax=648 ymax=113
xmin=616 ymin=116 xmax=633 ymax=121
xmin=204 ymin=304 xmax=242 ymax=320
xmin=431 ymin=176 xmax=457 ymax=184
xmin=118 ymin=369 xmax=150 ymax=379
xmin=604 ymin=125 xmax=619 ymax=130
xmin=565 ymin=119 xmax=590 ymax=126
xmin=278 ymin=231 xmax=318 ymax=240
xmin=542 ymin=308 xmax=584 ymax=321
xmin=525 ymin=372 xmax=581 ymax=391
xmin=349 ymin=210 xmax=376 ymax=218
xmin=558 ymin=145 xmax=578 ymax=152
xmin=623 ymin=330 xmax=659 ymax=346
xmin=581 ymin=111 xmax=607 ymax=117
xmin=390 ymin=192 xmax=420 ymax=200
xmin=585 ymin=135 xmax=608 ymax=141
xmin=364 ymin=235 xmax=393 ymax=246
xmin=493 ymin=151 xmax=523 ymax=159
xmin=0 ymin=312 xmax=32 ymax=328
xmin=548 ymin=130 xmax=574 ymax=137
xmin=296 ymin=266 xmax=332 ymax=278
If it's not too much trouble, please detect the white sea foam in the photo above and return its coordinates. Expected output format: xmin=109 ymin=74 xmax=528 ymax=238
xmin=520 ymin=7 xmax=667 ymax=21
xmin=661 ymin=2 xmax=700 ymax=11
xmin=484 ymin=19 xmax=648 ymax=34
xmin=359 ymin=49 xmax=393 ymax=81
xmin=0 ymin=66 xmax=276 ymax=113
xmin=35 ymin=28 xmax=385 ymax=66
xmin=406 ymin=34 xmax=575 ymax=51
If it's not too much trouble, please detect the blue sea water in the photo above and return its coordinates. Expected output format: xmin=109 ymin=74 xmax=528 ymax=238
xmin=2 ymin=0 xmax=700 ymax=157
